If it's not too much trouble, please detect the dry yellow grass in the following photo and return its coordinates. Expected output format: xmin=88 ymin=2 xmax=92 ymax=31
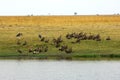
xmin=0 ymin=15 xmax=120 ymax=40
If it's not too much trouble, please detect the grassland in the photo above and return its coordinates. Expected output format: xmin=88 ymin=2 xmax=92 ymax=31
xmin=0 ymin=15 xmax=120 ymax=60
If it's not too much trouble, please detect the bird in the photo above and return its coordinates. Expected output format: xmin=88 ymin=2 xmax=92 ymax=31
xmin=55 ymin=43 xmax=60 ymax=48
xmin=44 ymin=46 xmax=48 ymax=52
xmin=41 ymin=37 xmax=45 ymax=41
xmin=59 ymin=45 xmax=68 ymax=51
xmin=22 ymin=41 xmax=27 ymax=46
xmin=106 ymin=36 xmax=111 ymax=40
xmin=38 ymin=34 xmax=42 ymax=39
xmin=16 ymin=33 xmax=22 ymax=37
xmin=28 ymin=48 xmax=33 ymax=53
xmin=76 ymin=38 xmax=81 ymax=43
xmin=17 ymin=40 xmax=21 ymax=45
xmin=17 ymin=49 xmax=22 ymax=54
xmin=65 ymin=47 xmax=72 ymax=54
xmin=45 ymin=39 xmax=49 ymax=43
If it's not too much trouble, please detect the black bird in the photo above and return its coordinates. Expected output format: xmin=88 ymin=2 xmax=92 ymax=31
xmin=41 ymin=37 xmax=45 ymax=41
xmin=106 ymin=36 xmax=111 ymax=40
xmin=38 ymin=34 xmax=42 ymax=39
xmin=55 ymin=43 xmax=60 ymax=48
xmin=96 ymin=38 xmax=101 ymax=41
xmin=88 ymin=34 xmax=94 ymax=40
xmin=17 ymin=40 xmax=21 ymax=45
xmin=76 ymin=38 xmax=81 ymax=43
xmin=28 ymin=48 xmax=33 ymax=53
xmin=16 ymin=33 xmax=22 ymax=37
xmin=66 ymin=33 xmax=72 ymax=39
xmin=93 ymin=34 xmax=100 ymax=40
xmin=17 ymin=49 xmax=22 ymax=54
xmin=59 ymin=45 xmax=68 ymax=51
xmin=38 ymin=48 xmax=42 ymax=53
xmin=45 ymin=39 xmax=49 ymax=43
xmin=44 ymin=46 xmax=48 ymax=52
xmin=33 ymin=48 xmax=39 ymax=54
xmin=23 ymin=41 xmax=27 ymax=46
xmin=57 ymin=36 xmax=63 ymax=42
xmin=65 ymin=47 xmax=72 ymax=54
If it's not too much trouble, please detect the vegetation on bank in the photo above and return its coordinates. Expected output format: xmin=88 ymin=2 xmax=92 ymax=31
xmin=0 ymin=15 xmax=120 ymax=59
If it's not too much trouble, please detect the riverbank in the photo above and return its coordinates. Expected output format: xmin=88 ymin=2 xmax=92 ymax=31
xmin=0 ymin=54 xmax=120 ymax=60
xmin=0 ymin=15 xmax=120 ymax=60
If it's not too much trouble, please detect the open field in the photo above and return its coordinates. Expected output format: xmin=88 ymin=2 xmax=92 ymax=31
xmin=0 ymin=15 xmax=120 ymax=60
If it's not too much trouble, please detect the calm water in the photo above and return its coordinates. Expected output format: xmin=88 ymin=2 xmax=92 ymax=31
xmin=0 ymin=60 xmax=120 ymax=80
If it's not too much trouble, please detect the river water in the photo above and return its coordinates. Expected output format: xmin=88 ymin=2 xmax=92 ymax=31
xmin=0 ymin=60 xmax=120 ymax=80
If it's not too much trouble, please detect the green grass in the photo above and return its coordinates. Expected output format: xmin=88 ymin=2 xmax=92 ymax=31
xmin=0 ymin=38 xmax=120 ymax=60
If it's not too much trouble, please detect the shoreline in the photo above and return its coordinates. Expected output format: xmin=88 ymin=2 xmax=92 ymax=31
xmin=0 ymin=54 xmax=120 ymax=60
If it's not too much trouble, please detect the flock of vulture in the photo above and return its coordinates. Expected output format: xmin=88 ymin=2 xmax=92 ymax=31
xmin=16 ymin=32 xmax=111 ymax=55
